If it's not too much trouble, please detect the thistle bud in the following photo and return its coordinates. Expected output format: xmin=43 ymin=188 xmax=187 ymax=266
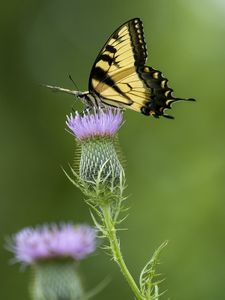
xmin=66 ymin=109 xmax=124 ymax=185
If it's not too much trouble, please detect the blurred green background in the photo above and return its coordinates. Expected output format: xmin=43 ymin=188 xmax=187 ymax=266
xmin=1 ymin=0 xmax=225 ymax=299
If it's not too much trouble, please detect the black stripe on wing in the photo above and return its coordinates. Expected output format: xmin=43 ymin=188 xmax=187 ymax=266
xmin=92 ymin=67 xmax=131 ymax=100
xmin=128 ymin=18 xmax=147 ymax=66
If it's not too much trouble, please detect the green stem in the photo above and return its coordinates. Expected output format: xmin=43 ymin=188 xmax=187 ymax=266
xmin=101 ymin=203 xmax=145 ymax=300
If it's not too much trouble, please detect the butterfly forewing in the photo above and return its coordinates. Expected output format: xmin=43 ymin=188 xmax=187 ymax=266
xmin=89 ymin=19 xmax=149 ymax=108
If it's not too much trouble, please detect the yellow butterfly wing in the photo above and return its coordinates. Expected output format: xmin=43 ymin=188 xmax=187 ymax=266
xmin=89 ymin=18 xmax=194 ymax=118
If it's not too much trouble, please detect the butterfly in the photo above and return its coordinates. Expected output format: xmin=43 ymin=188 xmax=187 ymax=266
xmin=46 ymin=18 xmax=194 ymax=119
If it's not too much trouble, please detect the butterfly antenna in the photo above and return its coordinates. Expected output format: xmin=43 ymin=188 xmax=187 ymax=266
xmin=68 ymin=75 xmax=80 ymax=113
xmin=68 ymin=74 xmax=79 ymax=91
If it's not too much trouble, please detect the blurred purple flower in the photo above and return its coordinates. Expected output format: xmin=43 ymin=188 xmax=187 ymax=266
xmin=66 ymin=108 xmax=123 ymax=140
xmin=9 ymin=224 xmax=96 ymax=264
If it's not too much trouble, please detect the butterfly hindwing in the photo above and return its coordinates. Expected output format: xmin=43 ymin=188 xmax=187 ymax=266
xmin=88 ymin=18 xmax=194 ymax=118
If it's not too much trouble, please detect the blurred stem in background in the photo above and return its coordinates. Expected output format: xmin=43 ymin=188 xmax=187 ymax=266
xmin=66 ymin=108 xmax=167 ymax=300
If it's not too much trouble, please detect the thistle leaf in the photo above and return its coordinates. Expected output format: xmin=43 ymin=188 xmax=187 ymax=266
xmin=139 ymin=241 xmax=168 ymax=299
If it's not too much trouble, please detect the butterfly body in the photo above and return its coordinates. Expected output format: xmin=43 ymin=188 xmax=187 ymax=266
xmin=46 ymin=18 xmax=194 ymax=118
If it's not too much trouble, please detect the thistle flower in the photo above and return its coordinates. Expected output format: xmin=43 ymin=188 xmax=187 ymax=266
xmin=8 ymin=223 xmax=96 ymax=300
xmin=10 ymin=223 xmax=96 ymax=264
xmin=66 ymin=108 xmax=124 ymax=185
xmin=66 ymin=108 xmax=123 ymax=140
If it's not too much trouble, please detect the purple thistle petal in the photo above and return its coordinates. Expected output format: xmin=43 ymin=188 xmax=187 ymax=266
xmin=66 ymin=108 xmax=123 ymax=140
xmin=9 ymin=224 xmax=96 ymax=264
